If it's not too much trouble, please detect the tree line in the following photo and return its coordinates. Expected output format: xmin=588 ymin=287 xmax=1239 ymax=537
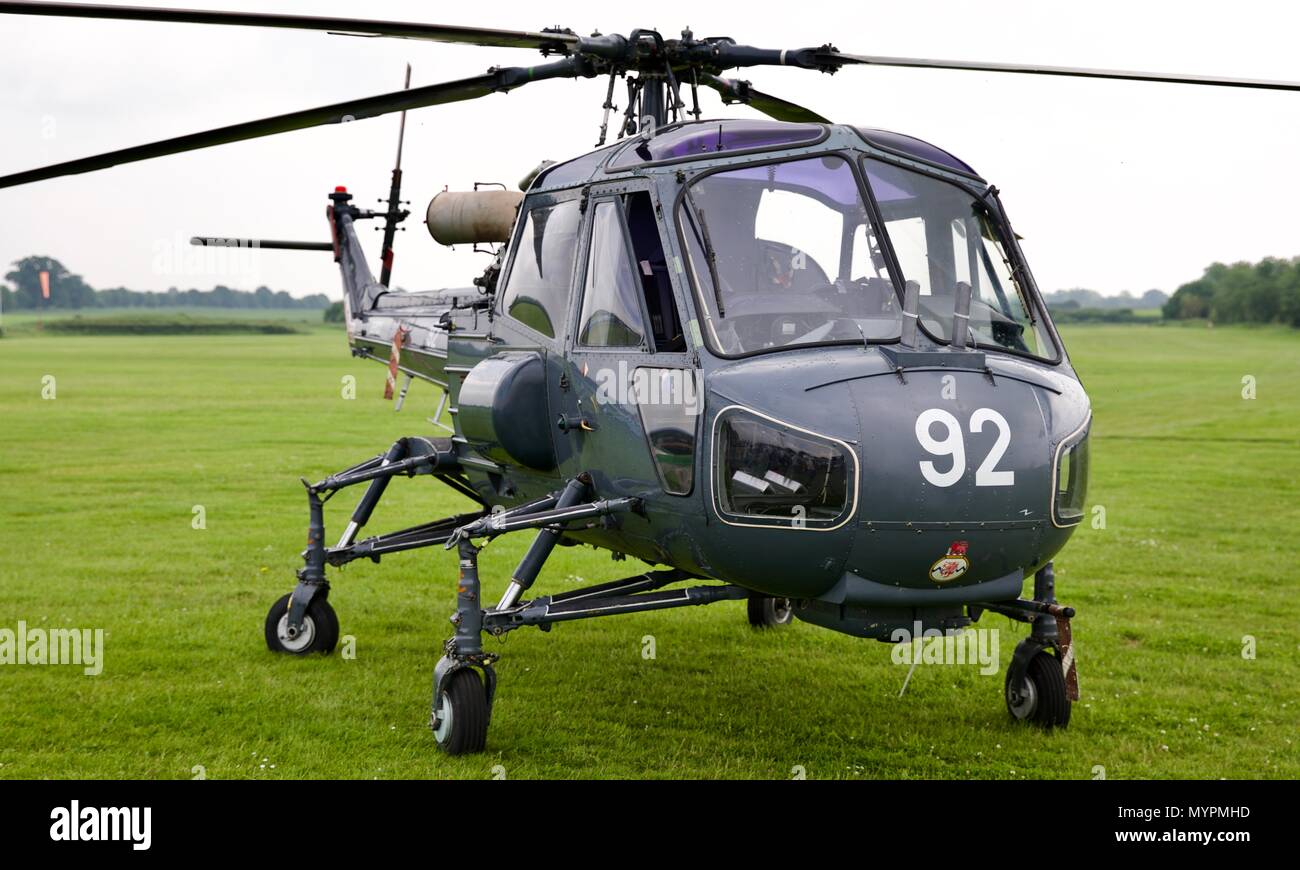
xmin=2 ymin=256 xmax=329 ymax=310
xmin=1163 ymin=258 xmax=1300 ymax=326
xmin=7 ymin=254 xmax=1299 ymax=328
xmin=1042 ymin=288 xmax=1167 ymax=311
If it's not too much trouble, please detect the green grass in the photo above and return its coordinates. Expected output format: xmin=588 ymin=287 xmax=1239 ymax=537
xmin=0 ymin=323 xmax=1296 ymax=780
xmin=40 ymin=313 xmax=306 ymax=336
xmin=0 ymin=306 xmax=330 ymax=336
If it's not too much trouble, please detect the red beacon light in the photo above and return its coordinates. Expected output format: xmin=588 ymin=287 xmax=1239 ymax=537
xmin=334 ymin=185 xmax=348 ymax=193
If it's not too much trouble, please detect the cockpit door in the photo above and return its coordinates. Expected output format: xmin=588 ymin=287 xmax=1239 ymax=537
xmin=552 ymin=179 xmax=701 ymax=514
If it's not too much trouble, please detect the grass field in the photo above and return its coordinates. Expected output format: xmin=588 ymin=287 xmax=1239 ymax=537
xmin=0 ymin=316 xmax=1296 ymax=779
xmin=0 ymin=307 xmax=328 ymax=335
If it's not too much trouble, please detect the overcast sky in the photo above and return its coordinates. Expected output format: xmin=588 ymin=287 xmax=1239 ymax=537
xmin=2 ymin=0 xmax=1299 ymax=300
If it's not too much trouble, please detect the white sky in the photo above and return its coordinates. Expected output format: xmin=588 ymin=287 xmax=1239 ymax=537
xmin=2 ymin=0 xmax=1298 ymax=300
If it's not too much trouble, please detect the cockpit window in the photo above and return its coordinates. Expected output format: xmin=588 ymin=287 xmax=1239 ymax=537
xmin=862 ymin=158 xmax=1057 ymax=360
xmin=500 ymin=198 xmax=581 ymax=339
xmin=578 ymin=200 xmax=646 ymax=347
xmin=678 ymin=154 xmax=902 ymax=356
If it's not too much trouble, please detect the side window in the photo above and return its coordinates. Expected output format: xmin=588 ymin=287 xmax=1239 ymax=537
xmin=636 ymin=368 xmax=701 ymax=496
xmin=500 ymin=199 xmax=581 ymax=338
xmin=625 ymin=192 xmax=686 ymax=353
xmin=578 ymin=201 xmax=647 ymax=347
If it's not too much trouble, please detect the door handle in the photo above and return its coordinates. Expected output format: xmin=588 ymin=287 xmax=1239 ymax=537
xmin=556 ymin=413 xmax=598 ymax=433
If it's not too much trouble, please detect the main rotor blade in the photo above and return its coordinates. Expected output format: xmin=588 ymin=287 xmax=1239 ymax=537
xmin=0 ymin=1 xmax=580 ymax=50
xmin=0 ymin=58 xmax=587 ymax=189
xmin=700 ymin=75 xmax=829 ymax=124
xmin=830 ymin=52 xmax=1300 ymax=92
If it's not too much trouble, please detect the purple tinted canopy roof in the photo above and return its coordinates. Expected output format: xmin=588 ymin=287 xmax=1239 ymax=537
xmin=609 ymin=120 xmax=824 ymax=168
xmin=704 ymin=154 xmax=862 ymax=207
xmin=855 ymin=128 xmax=980 ymax=177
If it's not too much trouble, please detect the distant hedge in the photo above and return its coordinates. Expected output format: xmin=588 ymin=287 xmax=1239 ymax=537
xmin=1050 ymin=307 xmax=1153 ymax=324
xmin=44 ymin=315 xmax=304 ymax=335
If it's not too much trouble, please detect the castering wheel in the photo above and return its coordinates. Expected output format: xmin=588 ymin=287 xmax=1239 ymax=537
xmin=747 ymin=595 xmax=794 ymax=628
xmin=1005 ymin=648 xmax=1071 ymax=728
xmin=432 ymin=668 xmax=489 ymax=755
xmin=264 ymin=592 xmax=340 ymax=655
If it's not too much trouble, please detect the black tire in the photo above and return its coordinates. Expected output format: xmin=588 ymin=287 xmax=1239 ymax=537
xmin=747 ymin=595 xmax=794 ymax=628
xmin=432 ymin=668 xmax=489 ymax=755
xmin=1005 ymin=648 xmax=1071 ymax=729
xmin=264 ymin=592 xmax=339 ymax=655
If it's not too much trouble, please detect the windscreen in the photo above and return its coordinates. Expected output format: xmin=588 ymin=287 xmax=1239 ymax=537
xmin=862 ymin=158 xmax=1057 ymax=360
xmin=679 ymin=154 xmax=902 ymax=356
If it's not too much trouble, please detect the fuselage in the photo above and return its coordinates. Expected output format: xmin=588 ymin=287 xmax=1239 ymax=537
xmin=342 ymin=119 xmax=1091 ymax=616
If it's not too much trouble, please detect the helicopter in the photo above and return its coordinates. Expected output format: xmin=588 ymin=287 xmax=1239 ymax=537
xmin=6 ymin=2 xmax=1300 ymax=756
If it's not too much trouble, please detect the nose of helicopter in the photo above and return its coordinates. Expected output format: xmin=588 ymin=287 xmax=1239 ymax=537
xmin=843 ymin=364 xmax=1056 ymax=589
xmin=704 ymin=346 xmax=1088 ymax=597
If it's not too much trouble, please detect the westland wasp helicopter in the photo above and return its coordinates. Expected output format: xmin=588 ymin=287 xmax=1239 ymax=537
xmin=6 ymin=2 xmax=1300 ymax=756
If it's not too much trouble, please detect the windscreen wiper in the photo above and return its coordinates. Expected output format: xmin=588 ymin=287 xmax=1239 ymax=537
xmin=682 ymin=189 xmax=726 ymax=318
xmin=975 ymin=192 xmax=1039 ymax=326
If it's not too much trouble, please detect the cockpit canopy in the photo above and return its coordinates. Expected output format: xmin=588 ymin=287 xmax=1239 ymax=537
xmin=508 ymin=120 xmax=1058 ymax=364
xmin=677 ymin=140 xmax=1056 ymax=360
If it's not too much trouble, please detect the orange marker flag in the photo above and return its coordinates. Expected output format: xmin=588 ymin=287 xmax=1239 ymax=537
xmin=383 ymin=326 xmax=408 ymax=400
xmin=39 ymin=270 xmax=50 ymax=300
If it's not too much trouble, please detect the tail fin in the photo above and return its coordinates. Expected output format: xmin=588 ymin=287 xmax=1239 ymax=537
xmin=327 ymin=186 xmax=388 ymax=332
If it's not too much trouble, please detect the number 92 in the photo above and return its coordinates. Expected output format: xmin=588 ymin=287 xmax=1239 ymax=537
xmin=915 ymin=408 xmax=1014 ymax=488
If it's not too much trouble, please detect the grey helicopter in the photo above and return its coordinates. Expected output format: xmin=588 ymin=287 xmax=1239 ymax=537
xmin=5 ymin=1 xmax=1298 ymax=754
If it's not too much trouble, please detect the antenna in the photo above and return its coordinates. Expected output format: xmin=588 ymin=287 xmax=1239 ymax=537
xmin=378 ymin=63 xmax=413 ymax=288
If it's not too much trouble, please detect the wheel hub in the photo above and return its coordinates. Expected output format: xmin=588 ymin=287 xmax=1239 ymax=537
xmin=1007 ymin=675 xmax=1038 ymax=720
xmin=276 ymin=613 xmax=316 ymax=653
xmin=432 ymin=691 xmax=453 ymax=744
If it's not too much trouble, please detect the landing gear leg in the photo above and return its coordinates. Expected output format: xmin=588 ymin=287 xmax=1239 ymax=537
xmin=430 ymin=537 xmax=496 ymax=755
xmin=1004 ymin=562 xmax=1076 ymax=729
xmin=264 ymin=437 xmax=482 ymax=658
xmin=424 ymin=476 xmax=741 ymax=754
xmin=267 ymin=483 xmax=337 ymax=654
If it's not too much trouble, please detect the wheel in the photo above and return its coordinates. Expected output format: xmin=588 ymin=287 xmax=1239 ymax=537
xmin=747 ymin=595 xmax=793 ymax=628
xmin=1005 ymin=648 xmax=1071 ymax=728
xmin=432 ymin=668 xmax=489 ymax=755
xmin=264 ymin=592 xmax=339 ymax=655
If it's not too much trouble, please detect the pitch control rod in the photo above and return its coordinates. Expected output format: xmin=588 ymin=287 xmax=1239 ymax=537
xmin=497 ymin=475 xmax=590 ymax=610
xmin=486 ymin=582 xmax=748 ymax=632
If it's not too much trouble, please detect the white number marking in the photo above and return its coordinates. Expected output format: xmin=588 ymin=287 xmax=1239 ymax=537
xmin=971 ymin=408 xmax=1014 ymax=486
xmin=915 ymin=408 xmax=965 ymax=488
xmin=915 ymin=407 xmax=1015 ymax=487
